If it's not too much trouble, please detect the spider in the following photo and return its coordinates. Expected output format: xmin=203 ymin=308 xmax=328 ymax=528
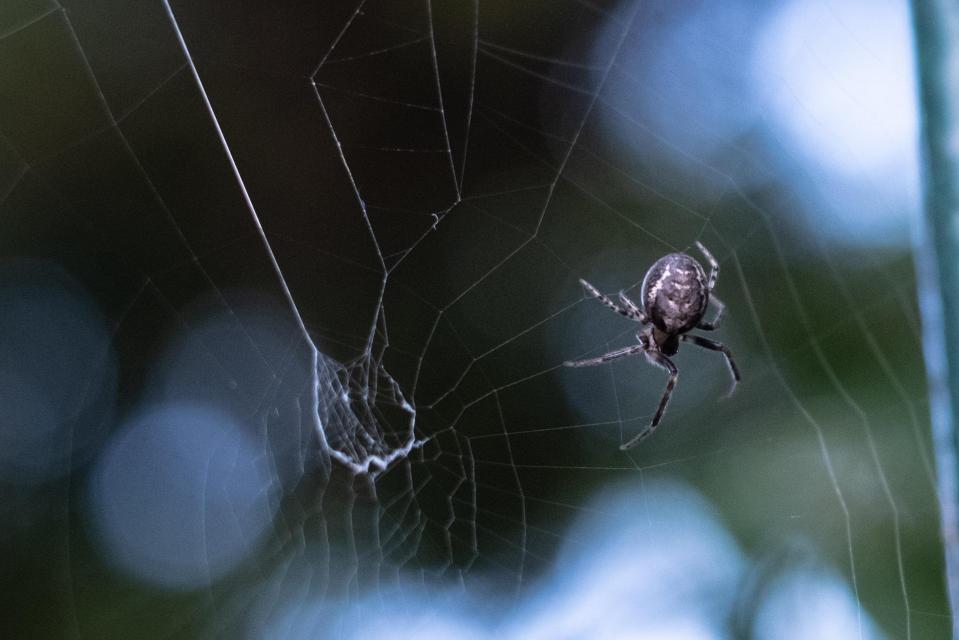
xmin=565 ymin=241 xmax=741 ymax=450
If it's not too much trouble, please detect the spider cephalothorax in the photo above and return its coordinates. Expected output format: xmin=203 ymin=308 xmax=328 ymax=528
xmin=565 ymin=242 xmax=740 ymax=450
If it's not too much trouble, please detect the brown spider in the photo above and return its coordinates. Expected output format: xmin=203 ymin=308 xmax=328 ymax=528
xmin=565 ymin=242 xmax=741 ymax=450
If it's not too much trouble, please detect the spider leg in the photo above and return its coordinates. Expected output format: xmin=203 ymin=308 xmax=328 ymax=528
xmin=618 ymin=291 xmax=648 ymax=323
xmin=696 ymin=294 xmax=726 ymax=330
xmin=578 ymin=279 xmax=646 ymax=323
xmin=564 ymin=343 xmax=646 ymax=368
xmin=619 ymin=350 xmax=678 ymax=451
xmin=694 ymin=241 xmax=719 ymax=291
xmin=682 ymin=334 xmax=740 ymax=398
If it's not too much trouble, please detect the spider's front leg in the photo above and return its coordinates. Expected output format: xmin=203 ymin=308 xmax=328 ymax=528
xmin=682 ymin=334 xmax=740 ymax=397
xmin=620 ymin=350 xmax=678 ymax=451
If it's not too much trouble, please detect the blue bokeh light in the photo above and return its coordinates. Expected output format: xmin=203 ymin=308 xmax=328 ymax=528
xmin=243 ymin=479 xmax=882 ymax=638
xmin=591 ymin=0 xmax=919 ymax=247
xmin=751 ymin=0 xmax=919 ymax=246
xmin=753 ymin=566 xmax=888 ymax=640
xmin=593 ymin=0 xmax=769 ymax=197
xmin=87 ymin=404 xmax=278 ymax=590
xmin=0 ymin=260 xmax=115 ymax=486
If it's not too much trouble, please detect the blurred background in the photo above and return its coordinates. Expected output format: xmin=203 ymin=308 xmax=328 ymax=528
xmin=0 ymin=0 xmax=949 ymax=637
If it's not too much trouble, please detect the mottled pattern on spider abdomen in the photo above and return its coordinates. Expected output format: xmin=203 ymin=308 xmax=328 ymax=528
xmin=641 ymin=252 xmax=709 ymax=334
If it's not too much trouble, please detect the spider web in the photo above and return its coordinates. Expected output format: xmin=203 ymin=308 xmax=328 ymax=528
xmin=0 ymin=0 xmax=950 ymax=638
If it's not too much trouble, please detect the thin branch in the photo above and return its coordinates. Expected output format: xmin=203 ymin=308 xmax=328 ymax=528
xmin=909 ymin=0 xmax=959 ymax=634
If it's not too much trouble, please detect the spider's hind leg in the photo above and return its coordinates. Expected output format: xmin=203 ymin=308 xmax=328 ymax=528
xmin=694 ymin=241 xmax=719 ymax=291
xmin=578 ymin=279 xmax=647 ymax=323
xmin=618 ymin=291 xmax=645 ymax=321
xmin=697 ymin=294 xmax=726 ymax=331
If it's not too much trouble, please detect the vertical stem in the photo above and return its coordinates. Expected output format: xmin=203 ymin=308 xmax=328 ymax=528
xmin=910 ymin=0 xmax=959 ymax=634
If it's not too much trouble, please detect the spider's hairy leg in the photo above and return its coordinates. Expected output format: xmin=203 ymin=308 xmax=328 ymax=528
xmin=578 ymin=278 xmax=645 ymax=322
xmin=682 ymin=334 xmax=740 ymax=398
xmin=697 ymin=294 xmax=726 ymax=330
xmin=618 ymin=291 xmax=647 ymax=323
xmin=564 ymin=343 xmax=646 ymax=368
xmin=620 ymin=351 xmax=678 ymax=450
xmin=694 ymin=241 xmax=719 ymax=291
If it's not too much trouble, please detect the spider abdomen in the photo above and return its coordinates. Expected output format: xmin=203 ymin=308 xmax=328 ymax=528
xmin=641 ymin=252 xmax=709 ymax=334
